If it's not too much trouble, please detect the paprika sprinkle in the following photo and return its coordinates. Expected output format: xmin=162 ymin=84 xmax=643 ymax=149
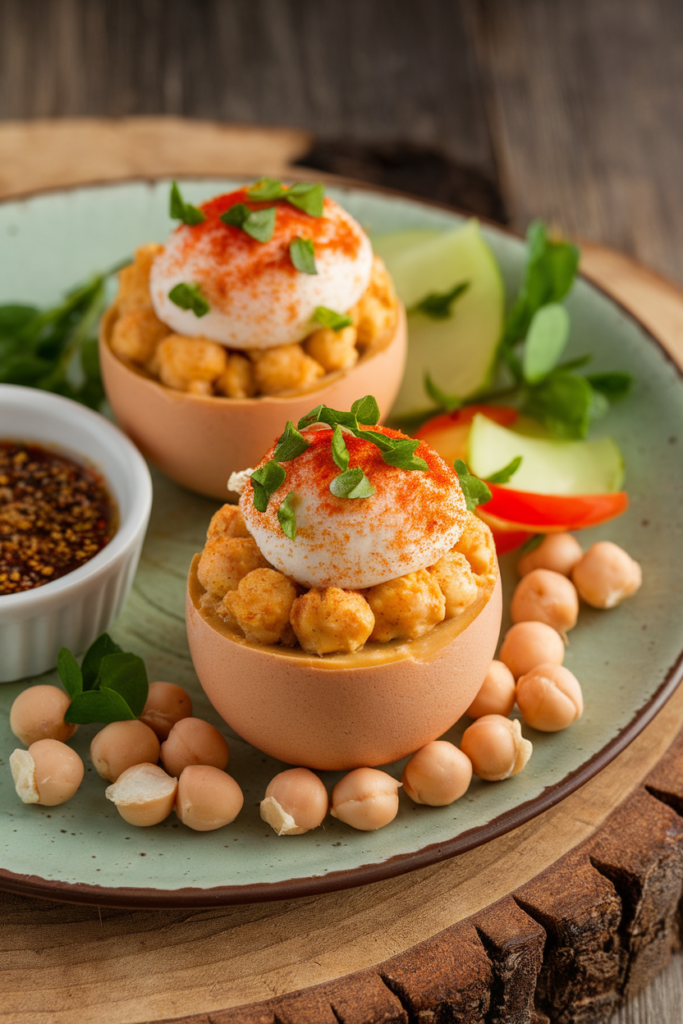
xmin=0 ymin=441 xmax=116 ymax=596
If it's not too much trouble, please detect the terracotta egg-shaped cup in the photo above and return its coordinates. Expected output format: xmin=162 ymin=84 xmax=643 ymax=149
xmin=99 ymin=182 xmax=407 ymax=499
xmin=186 ymin=420 xmax=502 ymax=771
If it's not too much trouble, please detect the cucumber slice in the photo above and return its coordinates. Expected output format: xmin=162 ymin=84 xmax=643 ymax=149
xmin=467 ymin=414 xmax=625 ymax=495
xmin=372 ymin=221 xmax=504 ymax=418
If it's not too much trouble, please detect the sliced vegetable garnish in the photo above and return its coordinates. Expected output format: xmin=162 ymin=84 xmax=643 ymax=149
xmin=220 ymin=204 xmax=276 ymax=242
xmin=169 ymin=181 xmax=206 ymax=226
xmin=168 ymin=282 xmax=210 ymax=317
xmin=484 ymin=485 xmax=629 ymax=531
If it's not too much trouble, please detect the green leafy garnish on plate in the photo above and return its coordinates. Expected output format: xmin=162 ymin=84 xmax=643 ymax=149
xmin=274 ymin=421 xmax=310 ymax=462
xmin=312 ymin=307 xmax=354 ymax=332
xmin=277 ymin=492 xmax=298 ymax=539
xmin=330 ymin=467 xmax=376 ymax=499
xmin=245 ymin=178 xmax=325 ymax=217
xmin=485 ymin=456 xmax=523 ymax=485
xmin=58 ymin=633 xmax=149 ymax=725
xmin=250 ymin=460 xmax=286 ymax=513
xmin=453 ymin=459 xmax=492 ymax=512
xmin=169 ymin=181 xmax=206 ymax=226
xmin=168 ymin=282 xmax=210 ymax=318
xmin=220 ymin=204 xmax=276 ymax=243
xmin=409 ymin=281 xmax=469 ymax=320
xmin=289 ymin=237 xmax=317 ymax=275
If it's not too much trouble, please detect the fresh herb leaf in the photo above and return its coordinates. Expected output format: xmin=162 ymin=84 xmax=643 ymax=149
xmin=380 ymin=439 xmax=428 ymax=471
xmin=312 ymin=307 xmax=354 ymax=332
xmin=169 ymin=181 xmax=206 ymax=226
xmin=453 ymin=459 xmax=492 ymax=512
xmin=97 ymin=652 xmax=149 ymax=718
xmin=81 ymin=633 xmax=124 ymax=691
xmin=220 ymin=204 xmax=276 ymax=243
xmin=286 ymin=182 xmax=325 ymax=217
xmin=297 ymin=403 xmax=358 ymax=430
xmin=524 ymin=371 xmax=594 ymax=439
xmin=520 ymin=534 xmax=544 ymax=554
xmin=250 ymin=460 xmax=286 ymax=512
xmin=424 ymin=372 xmax=462 ymax=412
xmin=409 ymin=281 xmax=469 ymax=320
xmin=168 ymin=282 xmax=210 ymax=318
xmin=485 ymin=456 xmax=523 ymax=485
xmin=64 ymin=688 xmax=136 ymax=725
xmin=274 ymin=420 xmax=310 ymax=461
xmin=586 ymin=372 xmax=633 ymax=401
xmin=330 ymin=467 xmax=376 ymax=499
xmin=331 ymin=424 xmax=350 ymax=471
xmin=289 ymin=237 xmax=317 ymax=275
xmin=0 ymin=304 xmax=39 ymax=332
xmin=277 ymin=491 xmax=297 ymax=539
xmin=57 ymin=648 xmax=83 ymax=699
xmin=522 ymin=303 xmax=570 ymax=384
xmin=246 ymin=177 xmax=286 ymax=201
xmin=351 ymin=395 xmax=381 ymax=425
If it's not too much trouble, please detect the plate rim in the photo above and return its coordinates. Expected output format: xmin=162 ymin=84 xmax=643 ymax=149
xmin=1 ymin=174 xmax=682 ymax=908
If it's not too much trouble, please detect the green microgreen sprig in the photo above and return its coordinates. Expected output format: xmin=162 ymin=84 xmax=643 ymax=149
xmin=168 ymin=282 xmax=210 ymax=317
xmin=453 ymin=459 xmax=492 ymax=513
xmin=330 ymin=467 xmax=376 ymax=499
xmin=485 ymin=456 xmax=523 ymax=485
xmin=220 ymin=204 xmax=276 ymax=243
xmin=169 ymin=181 xmax=206 ymax=226
xmin=289 ymin=237 xmax=317 ymax=275
xmin=58 ymin=633 xmax=149 ymax=725
xmin=250 ymin=460 xmax=286 ymax=512
xmin=312 ymin=306 xmax=354 ymax=332
xmin=277 ymin=492 xmax=298 ymax=540
xmin=274 ymin=420 xmax=310 ymax=462
xmin=409 ymin=281 xmax=469 ymax=320
xmin=246 ymin=178 xmax=325 ymax=217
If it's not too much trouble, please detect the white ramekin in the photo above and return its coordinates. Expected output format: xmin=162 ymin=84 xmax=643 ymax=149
xmin=0 ymin=385 xmax=152 ymax=682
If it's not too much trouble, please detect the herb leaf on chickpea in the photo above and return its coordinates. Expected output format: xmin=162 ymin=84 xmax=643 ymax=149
xmin=57 ymin=632 xmax=150 ymax=725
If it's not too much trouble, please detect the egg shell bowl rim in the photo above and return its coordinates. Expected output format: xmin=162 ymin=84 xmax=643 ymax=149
xmin=0 ymin=175 xmax=681 ymax=907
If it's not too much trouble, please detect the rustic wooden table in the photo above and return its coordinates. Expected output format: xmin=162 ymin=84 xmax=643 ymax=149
xmin=1 ymin=2 xmax=683 ymax=1020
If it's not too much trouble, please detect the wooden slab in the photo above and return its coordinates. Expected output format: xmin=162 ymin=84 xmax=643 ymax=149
xmin=0 ymin=238 xmax=682 ymax=1024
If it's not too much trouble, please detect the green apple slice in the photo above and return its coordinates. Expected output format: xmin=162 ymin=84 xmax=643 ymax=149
xmin=372 ymin=220 xmax=504 ymax=418
xmin=467 ymin=413 xmax=625 ymax=495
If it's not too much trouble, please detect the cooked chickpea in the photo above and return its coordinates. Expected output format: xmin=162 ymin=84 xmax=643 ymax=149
xmin=160 ymin=717 xmax=229 ymax=778
xmin=572 ymin=541 xmax=642 ymax=609
xmin=155 ymin=334 xmax=227 ymax=392
xmin=90 ymin=719 xmax=161 ymax=782
xmin=140 ymin=682 xmax=193 ymax=740
xmin=354 ymin=257 xmax=398 ymax=349
xmin=215 ymin=353 xmax=257 ymax=399
xmin=290 ymin=587 xmax=375 ymax=655
xmin=366 ymin=569 xmax=445 ymax=643
xmin=330 ymin=768 xmax=401 ymax=831
xmin=402 ymin=741 xmax=472 ymax=806
xmin=221 ymin=568 xmax=298 ymax=645
xmin=105 ymin=762 xmax=177 ymax=826
xmin=10 ymin=739 xmax=84 ymax=806
xmin=518 ymin=533 xmax=584 ymax=578
xmin=466 ymin=660 xmax=516 ymax=718
xmin=206 ymin=504 xmax=250 ymax=541
xmin=10 ymin=684 xmax=77 ymax=746
xmin=260 ymin=768 xmax=329 ymax=835
xmin=460 ymin=715 xmax=533 ymax=782
xmin=510 ymin=568 xmax=579 ymax=638
xmin=116 ymin=244 xmax=163 ymax=315
xmin=197 ymin=536 xmax=269 ymax=597
xmin=498 ymin=621 xmax=565 ymax=680
xmin=110 ymin=307 xmax=169 ymax=365
xmin=453 ymin=514 xmax=496 ymax=577
xmin=304 ymin=325 xmax=359 ymax=372
xmin=516 ymin=664 xmax=584 ymax=732
xmin=175 ymin=765 xmax=244 ymax=831
xmin=251 ymin=344 xmax=324 ymax=395
xmin=427 ymin=550 xmax=479 ymax=619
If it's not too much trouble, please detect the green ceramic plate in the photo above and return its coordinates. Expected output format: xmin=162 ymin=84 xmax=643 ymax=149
xmin=1 ymin=179 xmax=682 ymax=907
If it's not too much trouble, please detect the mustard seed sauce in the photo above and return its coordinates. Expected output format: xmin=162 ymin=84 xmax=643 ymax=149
xmin=0 ymin=441 xmax=116 ymax=596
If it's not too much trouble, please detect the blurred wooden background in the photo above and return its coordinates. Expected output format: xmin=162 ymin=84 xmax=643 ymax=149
xmin=1 ymin=1 xmax=682 ymax=1021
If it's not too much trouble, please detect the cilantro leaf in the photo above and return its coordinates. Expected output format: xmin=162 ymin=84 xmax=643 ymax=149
xmin=312 ymin=307 xmax=354 ymax=332
xmin=286 ymin=182 xmax=325 ymax=217
xmin=453 ymin=459 xmax=492 ymax=512
xmin=220 ymin=204 xmax=276 ymax=243
xmin=277 ymin=492 xmax=297 ymax=540
xmin=331 ymin=424 xmax=350 ymax=471
xmin=57 ymin=648 xmax=83 ymax=699
xmin=250 ymin=460 xmax=286 ymax=512
xmin=169 ymin=181 xmax=206 ymax=226
xmin=274 ymin=421 xmax=310 ymax=461
xmin=409 ymin=281 xmax=469 ymax=320
xmin=168 ymin=282 xmax=210 ymax=317
xmin=424 ymin=372 xmax=462 ymax=412
xmin=330 ymin=467 xmax=376 ymax=499
xmin=351 ymin=395 xmax=381 ymax=425
xmin=485 ymin=456 xmax=523 ymax=485
xmin=522 ymin=303 xmax=570 ymax=384
xmin=289 ymin=237 xmax=317 ymax=275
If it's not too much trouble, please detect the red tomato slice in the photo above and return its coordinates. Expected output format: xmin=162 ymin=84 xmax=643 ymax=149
xmin=476 ymin=509 xmax=534 ymax=554
xmin=485 ymin=485 xmax=629 ymax=530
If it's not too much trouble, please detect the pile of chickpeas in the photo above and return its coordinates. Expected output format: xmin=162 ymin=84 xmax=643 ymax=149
xmin=7 ymin=534 xmax=642 ymax=836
